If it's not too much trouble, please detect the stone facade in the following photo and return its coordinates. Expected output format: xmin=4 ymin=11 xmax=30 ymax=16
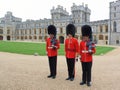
xmin=109 ymin=0 xmax=120 ymax=45
xmin=0 ymin=11 xmax=22 ymax=41
xmin=0 ymin=0 xmax=120 ymax=45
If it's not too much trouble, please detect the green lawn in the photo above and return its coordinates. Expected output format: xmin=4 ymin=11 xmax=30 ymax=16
xmin=0 ymin=41 xmax=115 ymax=56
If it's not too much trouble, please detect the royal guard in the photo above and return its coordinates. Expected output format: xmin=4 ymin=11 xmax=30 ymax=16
xmin=79 ymin=25 xmax=96 ymax=86
xmin=46 ymin=25 xmax=60 ymax=79
xmin=65 ymin=24 xmax=79 ymax=81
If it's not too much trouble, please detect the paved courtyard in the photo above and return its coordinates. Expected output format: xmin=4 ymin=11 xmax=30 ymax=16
xmin=0 ymin=46 xmax=120 ymax=90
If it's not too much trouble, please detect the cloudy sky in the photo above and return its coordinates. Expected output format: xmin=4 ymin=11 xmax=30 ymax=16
xmin=0 ymin=0 xmax=115 ymax=21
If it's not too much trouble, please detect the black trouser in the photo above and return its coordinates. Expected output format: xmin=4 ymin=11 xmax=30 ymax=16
xmin=66 ymin=58 xmax=75 ymax=78
xmin=81 ymin=62 xmax=92 ymax=83
xmin=48 ymin=56 xmax=57 ymax=76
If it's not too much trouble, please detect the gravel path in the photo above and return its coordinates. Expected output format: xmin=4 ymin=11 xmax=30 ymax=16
xmin=0 ymin=48 xmax=120 ymax=90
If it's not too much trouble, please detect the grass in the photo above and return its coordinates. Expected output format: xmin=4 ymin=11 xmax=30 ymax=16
xmin=0 ymin=41 xmax=115 ymax=56
xmin=95 ymin=46 xmax=115 ymax=55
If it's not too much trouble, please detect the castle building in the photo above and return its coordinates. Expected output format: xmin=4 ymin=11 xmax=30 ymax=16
xmin=0 ymin=0 xmax=120 ymax=45
xmin=109 ymin=0 xmax=120 ymax=45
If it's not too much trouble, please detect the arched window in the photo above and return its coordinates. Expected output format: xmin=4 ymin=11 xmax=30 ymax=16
xmin=0 ymin=36 xmax=3 ymax=40
xmin=59 ymin=36 xmax=64 ymax=43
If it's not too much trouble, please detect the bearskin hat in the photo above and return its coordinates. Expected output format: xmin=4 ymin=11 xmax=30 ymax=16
xmin=47 ymin=25 xmax=56 ymax=36
xmin=81 ymin=25 xmax=92 ymax=40
xmin=66 ymin=24 xmax=76 ymax=37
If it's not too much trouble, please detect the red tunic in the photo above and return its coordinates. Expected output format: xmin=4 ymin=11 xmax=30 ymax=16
xmin=79 ymin=41 xmax=96 ymax=62
xmin=46 ymin=37 xmax=60 ymax=57
xmin=65 ymin=37 xmax=79 ymax=58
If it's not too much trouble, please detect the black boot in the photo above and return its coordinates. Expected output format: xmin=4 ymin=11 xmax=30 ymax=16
xmin=52 ymin=76 xmax=56 ymax=79
xmin=87 ymin=82 xmax=91 ymax=86
xmin=66 ymin=77 xmax=71 ymax=80
xmin=70 ymin=77 xmax=74 ymax=81
xmin=47 ymin=75 xmax=52 ymax=78
xmin=80 ymin=81 xmax=86 ymax=85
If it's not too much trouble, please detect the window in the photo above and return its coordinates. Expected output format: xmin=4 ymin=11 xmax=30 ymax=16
xmin=34 ymin=29 xmax=36 ymax=34
xmin=45 ymin=29 xmax=47 ymax=34
xmin=116 ymin=40 xmax=119 ymax=44
xmin=17 ymin=36 xmax=19 ymax=39
xmin=21 ymin=30 xmax=23 ymax=35
xmin=100 ymin=26 xmax=102 ymax=32
xmin=7 ymin=29 xmax=10 ymax=34
xmin=34 ymin=36 xmax=37 ymax=39
xmin=60 ymin=28 xmax=63 ymax=34
xmin=29 ymin=29 xmax=31 ymax=34
xmin=0 ymin=29 xmax=3 ymax=34
xmin=114 ymin=6 xmax=116 ymax=11
xmin=21 ymin=36 xmax=23 ymax=40
xmin=105 ymin=25 xmax=108 ymax=32
xmin=105 ymin=36 xmax=108 ymax=40
xmin=99 ymin=35 xmax=103 ymax=40
xmin=25 ymin=36 xmax=27 ymax=39
xmin=75 ymin=27 xmax=77 ymax=33
xmin=113 ymin=21 xmax=117 ymax=32
xmin=39 ymin=36 xmax=42 ymax=39
xmin=25 ymin=30 xmax=27 ymax=34
xmin=39 ymin=29 xmax=41 ymax=34
xmin=29 ymin=36 xmax=32 ymax=39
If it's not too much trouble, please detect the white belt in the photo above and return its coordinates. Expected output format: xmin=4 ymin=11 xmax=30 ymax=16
xmin=82 ymin=50 xmax=88 ymax=53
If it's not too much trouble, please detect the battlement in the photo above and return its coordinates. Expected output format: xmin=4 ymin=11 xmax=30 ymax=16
xmin=51 ymin=5 xmax=69 ymax=16
xmin=71 ymin=3 xmax=91 ymax=14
